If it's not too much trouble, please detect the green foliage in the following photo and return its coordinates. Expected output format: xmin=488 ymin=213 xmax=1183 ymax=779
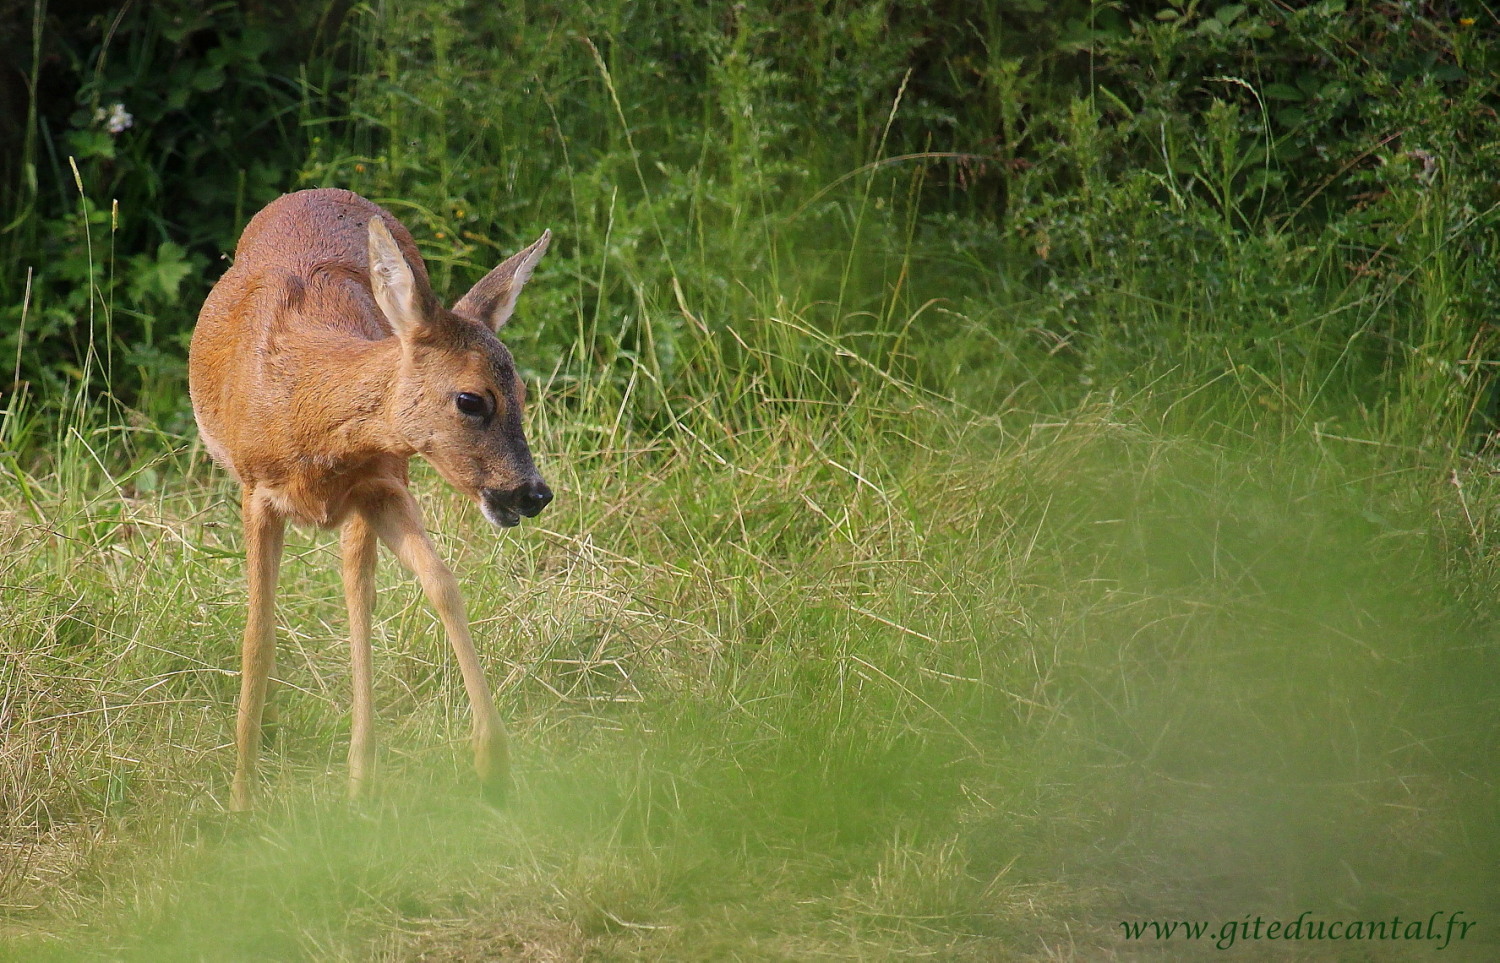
xmin=4 ymin=1 xmax=1500 ymax=450
xmin=3 ymin=2 xmax=1500 ymax=955
xmin=0 ymin=0 xmax=342 ymax=422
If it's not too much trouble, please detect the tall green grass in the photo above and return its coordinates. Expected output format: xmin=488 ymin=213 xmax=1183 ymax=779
xmin=3 ymin=375 xmax=1496 ymax=957
xmin=3 ymin=1 xmax=1499 ymax=958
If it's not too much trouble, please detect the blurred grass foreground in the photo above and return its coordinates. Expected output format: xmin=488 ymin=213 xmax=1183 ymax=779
xmin=2 ymin=1 xmax=1499 ymax=958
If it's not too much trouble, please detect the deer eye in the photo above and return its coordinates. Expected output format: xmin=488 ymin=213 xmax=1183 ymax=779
xmin=455 ymin=392 xmax=489 ymax=417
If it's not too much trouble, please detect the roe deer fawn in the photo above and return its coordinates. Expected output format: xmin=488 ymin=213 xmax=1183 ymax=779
xmin=189 ymin=188 xmax=552 ymax=810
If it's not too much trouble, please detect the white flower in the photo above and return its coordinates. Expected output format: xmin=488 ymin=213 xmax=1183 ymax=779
xmin=95 ymin=103 xmax=133 ymax=135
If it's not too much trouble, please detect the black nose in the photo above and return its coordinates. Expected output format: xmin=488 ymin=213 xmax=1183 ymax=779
xmin=513 ymin=480 xmax=553 ymax=517
xmin=481 ymin=481 xmax=553 ymax=524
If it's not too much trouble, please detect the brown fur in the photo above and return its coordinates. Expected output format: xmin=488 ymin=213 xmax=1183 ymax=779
xmin=189 ymin=188 xmax=552 ymax=809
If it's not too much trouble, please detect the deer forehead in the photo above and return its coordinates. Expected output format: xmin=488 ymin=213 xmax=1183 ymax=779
xmin=405 ymin=341 xmax=520 ymax=396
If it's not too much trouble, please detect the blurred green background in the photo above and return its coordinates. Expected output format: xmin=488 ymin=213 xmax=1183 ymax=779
xmin=1 ymin=1 xmax=1497 ymax=958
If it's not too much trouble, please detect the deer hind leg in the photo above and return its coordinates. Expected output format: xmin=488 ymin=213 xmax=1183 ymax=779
xmin=365 ymin=486 xmax=511 ymax=804
xmin=342 ymin=511 xmax=379 ymax=799
xmin=232 ymin=488 xmax=286 ymax=812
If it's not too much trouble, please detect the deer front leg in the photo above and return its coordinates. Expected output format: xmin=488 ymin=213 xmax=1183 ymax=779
xmin=342 ymin=512 xmax=379 ymax=799
xmin=232 ymin=488 xmax=286 ymax=812
xmin=367 ymin=487 xmax=510 ymax=804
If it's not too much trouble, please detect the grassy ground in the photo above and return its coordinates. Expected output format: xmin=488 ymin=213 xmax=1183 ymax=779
xmin=3 ymin=3 xmax=1500 ymax=958
xmin=1 ymin=353 xmax=1496 ymax=958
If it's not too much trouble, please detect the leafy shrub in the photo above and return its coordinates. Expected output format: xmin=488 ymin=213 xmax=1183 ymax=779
xmin=0 ymin=0 xmax=345 ymax=423
xmin=1 ymin=0 xmax=1497 ymax=447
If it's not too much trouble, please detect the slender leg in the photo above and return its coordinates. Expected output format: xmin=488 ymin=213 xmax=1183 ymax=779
xmin=366 ymin=487 xmax=510 ymax=804
xmin=232 ymin=488 xmax=286 ymax=811
xmin=342 ymin=512 xmax=379 ymax=799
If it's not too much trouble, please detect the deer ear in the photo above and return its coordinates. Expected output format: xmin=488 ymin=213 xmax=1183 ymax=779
xmin=452 ymin=230 xmax=550 ymax=332
xmin=367 ymin=216 xmax=424 ymax=337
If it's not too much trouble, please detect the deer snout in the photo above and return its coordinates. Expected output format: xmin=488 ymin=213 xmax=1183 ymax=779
xmin=480 ymin=480 xmax=553 ymax=528
xmin=512 ymin=480 xmax=553 ymax=517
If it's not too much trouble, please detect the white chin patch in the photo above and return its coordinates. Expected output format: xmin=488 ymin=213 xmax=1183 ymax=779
xmin=481 ymin=499 xmax=520 ymax=528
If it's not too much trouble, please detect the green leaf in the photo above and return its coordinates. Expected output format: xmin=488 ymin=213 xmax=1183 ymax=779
xmin=1274 ymin=107 xmax=1307 ymax=128
xmin=66 ymin=129 xmax=116 ymax=161
xmin=127 ymin=242 xmax=195 ymax=305
xmin=192 ymin=65 xmax=225 ymax=93
xmin=238 ymin=28 xmax=274 ymax=61
xmin=152 ymin=243 xmax=193 ymax=301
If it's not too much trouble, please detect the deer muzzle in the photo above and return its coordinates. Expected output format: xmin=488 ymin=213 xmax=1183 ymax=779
xmin=480 ymin=480 xmax=553 ymax=528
